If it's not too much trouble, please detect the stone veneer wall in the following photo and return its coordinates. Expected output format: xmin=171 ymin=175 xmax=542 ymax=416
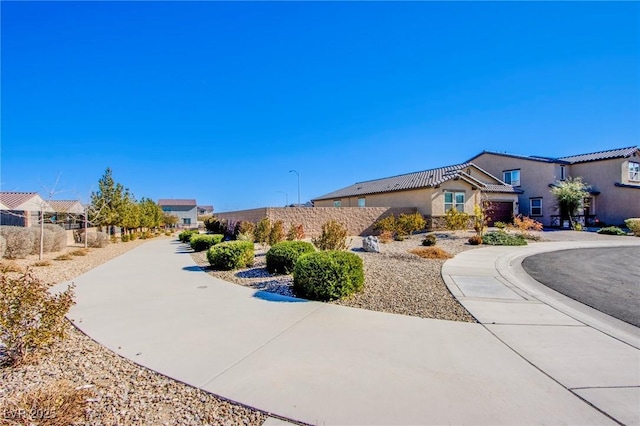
xmin=215 ymin=207 xmax=418 ymax=237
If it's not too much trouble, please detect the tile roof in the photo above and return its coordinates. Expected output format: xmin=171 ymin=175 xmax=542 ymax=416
xmin=48 ymin=200 xmax=84 ymax=213
xmin=0 ymin=192 xmax=40 ymax=209
xmin=558 ymin=146 xmax=639 ymax=164
xmin=157 ymin=199 xmax=197 ymax=206
xmin=313 ymin=163 xmax=519 ymax=200
xmin=468 ymin=150 xmax=570 ymax=164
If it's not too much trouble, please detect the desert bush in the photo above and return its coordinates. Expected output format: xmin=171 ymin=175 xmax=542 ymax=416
xmin=494 ymin=221 xmax=508 ymax=229
xmin=444 ymin=209 xmax=470 ymax=231
xmin=0 ymin=234 xmax=6 ymax=258
xmin=30 ymin=228 xmax=55 ymax=255
xmin=422 ymin=234 xmax=437 ymax=246
xmin=121 ymin=234 xmax=130 ymax=242
xmin=43 ymin=224 xmax=67 ymax=252
xmin=32 ymin=260 xmax=52 ymax=267
xmin=312 ymin=220 xmax=348 ymax=251
xmin=269 ymin=220 xmax=286 ymax=246
xmin=624 ymin=218 xmax=640 ymax=236
xmin=0 ymin=226 xmax=35 ymax=259
xmin=0 ymin=271 xmax=75 ymax=365
xmin=378 ymin=230 xmax=393 ymax=243
xmin=233 ymin=221 xmax=255 ymax=241
xmin=0 ymin=379 xmax=94 ymax=425
xmin=397 ymin=212 xmax=426 ymax=236
xmin=518 ymin=232 xmax=542 ymax=241
xmin=293 ymin=251 xmax=364 ymax=301
xmin=409 ymin=247 xmax=453 ymax=259
xmin=204 ymin=216 xmax=228 ymax=235
xmin=373 ymin=215 xmax=397 ymax=233
xmin=54 ymin=254 xmax=73 ymax=261
xmin=266 ymin=241 xmax=316 ymax=274
xmin=254 ymin=217 xmax=272 ymax=246
xmin=190 ymin=234 xmax=224 ymax=252
xmin=206 ymin=241 xmax=254 ymax=270
xmin=286 ymin=223 xmax=305 ymax=241
xmin=482 ymin=231 xmax=527 ymax=246
xmin=513 ymin=215 xmax=543 ymax=231
xmin=0 ymin=260 xmax=24 ymax=273
xmin=178 ymin=229 xmax=199 ymax=243
xmin=468 ymin=235 xmax=482 ymax=245
xmin=597 ymin=226 xmax=627 ymax=236
xmin=69 ymin=249 xmax=89 ymax=256
xmin=84 ymin=231 xmax=109 ymax=248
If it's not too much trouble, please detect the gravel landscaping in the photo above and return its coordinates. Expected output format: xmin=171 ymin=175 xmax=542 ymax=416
xmin=192 ymin=231 xmax=481 ymax=323
xmin=1 ymin=237 xmax=270 ymax=426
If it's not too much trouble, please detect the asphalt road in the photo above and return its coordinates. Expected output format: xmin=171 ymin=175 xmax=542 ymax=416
xmin=522 ymin=246 xmax=640 ymax=327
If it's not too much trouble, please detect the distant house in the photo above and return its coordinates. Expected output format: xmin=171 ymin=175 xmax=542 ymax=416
xmin=197 ymin=205 xmax=214 ymax=216
xmin=468 ymin=146 xmax=640 ymax=227
xmin=47 ymin=200 xmax=85 ymax=230
xmin=0 ymin=192 xmax=54 ymax=227
xmin=158 ymin=199 xmax=198 ymax=228
xmin=312 ymin=163 xmax=521 ymax=227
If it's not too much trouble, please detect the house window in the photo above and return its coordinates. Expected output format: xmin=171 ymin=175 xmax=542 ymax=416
xmin=333 ymin=200 xmax=341 ymax=207
xmin=530 ymin=198 xmax=542 ymax=216
xmin=630 ymin=162 xmax=640 ymax=182
xmin=162 ymin=207 xmax=171 ymax=212
xmin=503 ymin=170 xmax=521 ymax=186
xmin=183 ymin=218 xmax=191 ymax=225
xmin=560 ymin=165 xmax=566 ymax=181
xmin=358 ymin=198 xmax=366 ymax=207
xmin=444 ymin=191 xmax=465 ymax=213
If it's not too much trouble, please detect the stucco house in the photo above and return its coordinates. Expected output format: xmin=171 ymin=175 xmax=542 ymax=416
xmin=0 ymin=192 xmax=54 ymax=227
xmin=197 ymin=205 xmax=214 ymax=216
xmin=468 ymin=146 xmax=640 ymax=227
xmin=312 ymin=163 xmax=521 ymax=228
xmin=47 ymin=200 xmax=86 ymax=230
xmin=158 ymin=199 xmax=198 ymax=228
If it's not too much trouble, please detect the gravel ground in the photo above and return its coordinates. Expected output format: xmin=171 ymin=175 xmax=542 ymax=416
xmin=192 ymin=231 xmax=481 ymax=323
xmin=1 ymin=236 xmax=270 ymax=426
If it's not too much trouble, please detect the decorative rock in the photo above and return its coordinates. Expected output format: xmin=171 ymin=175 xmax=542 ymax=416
xmin=362 ymin=236 xmax=380 ymax=253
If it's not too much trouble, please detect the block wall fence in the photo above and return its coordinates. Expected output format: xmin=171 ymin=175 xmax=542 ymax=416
xmin=215 ymin=207 xmax=419 ymax=237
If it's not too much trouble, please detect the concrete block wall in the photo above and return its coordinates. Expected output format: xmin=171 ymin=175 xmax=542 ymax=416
xmin=215 ymin=207 xmax=418 ymax=237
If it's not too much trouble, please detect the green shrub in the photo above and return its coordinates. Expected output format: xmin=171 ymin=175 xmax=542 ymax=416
xmin=204 ymin=216 xmax=228 ymax=235
xmin=482 ymin=231 xmax=527 ymax=246
xmin=121 ymin=234 xmax=130 ymax=242
xmin=624 ymin=218 xmax=640 ymax=236
xmin=293 ymin=251 xmax=364 ymax=301
xmin=444 ymin=209 xmax=470 ymax=231
xmin=286 ymin=223 xmax=305 ymax=241
xmin=373 ymin=215 xmax=397 ymax=233
xmin=233 ymin=221 xmax=255 ymax=241
xmin=207 ymin=241 xmax=254 ymax=270
xmin=190 ymin=234 xmax=224 ymax=252
xmin=43 ymin=224 xmax=67 ymax=251
xmin=597 ymin=226 xmax=627 ymax=236
xmin=422 ymin=234 xmax=437 ymax=246
xmin=468 ymin=235 xmax=482 ymax=245
xmin=312 ymin=220 xmax=348 ymax=251
xmin=178 ymin=229 xmax=199 ymax=243
xmin=269 ymin=220 xmax=286 ymax=246
xmin=266 ymin=241 xmax=316 ymax=274
xmin=494 ymin=221 xmax=508 ymax=229
xmin=0 ymin=226 xmax=35 ymax=259
xmin=0 ymin=271 xmax=75 ymax=365
xmin=397 ymin=212 xmax=426 ymax=236
xmin=254 ymin=217 xmax=271 ymax=246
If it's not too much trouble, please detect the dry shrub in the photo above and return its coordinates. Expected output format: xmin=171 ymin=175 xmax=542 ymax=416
xmin=378 ymin=230 xmax=393 ymax=243
xmin=53 ymin=254 xmax=72 ymax=261
xmin=0 ymin=226 xmax=34 ymax=259
xmin=286 ymin=223 xmax=305 ymax=241
xmin=0 ymin=271 xmax=75 ymax=365
xmin=30 ymin=228 xmax=55 ymax=255
xmin=513 ymin=215 xmax=543 ymax=231
xmin=43 ymin=224 xmax=67 ymax=251
xmin=268 ymin=220 xmax=286 ymax=246
xmin=83 ymin=232 xmax=108 ymax=248
xmin=32 ymin=260 xmax=52 ymax=267
xmin=69 ymin=249 xmax=89 ymax=256
xmin=0 ymin=260 xmax=24 ymax=273
xmin=409 ymin=247 xmax=453 ymax=260
xmin=312 ymin=220 xmax=348 ymax=251
xmin=0 ymin=234 xmax=6 ymax=258
xmin=0 ymin=380 xmax=94 ymax=426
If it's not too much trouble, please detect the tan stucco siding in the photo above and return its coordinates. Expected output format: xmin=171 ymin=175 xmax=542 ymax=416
xmin=315 ymin=188 xmax=432 ymax=215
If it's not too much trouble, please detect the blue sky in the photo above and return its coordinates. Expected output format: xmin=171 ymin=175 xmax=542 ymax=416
xmin=2 ymin=2 xmax=638 ymax=212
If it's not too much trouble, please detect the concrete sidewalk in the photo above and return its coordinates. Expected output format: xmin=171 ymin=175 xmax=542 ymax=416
xmin=53 ymin=238 xmax=639 ymax=425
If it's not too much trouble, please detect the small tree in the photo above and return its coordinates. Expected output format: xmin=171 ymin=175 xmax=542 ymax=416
xmin=550 ymin=177 xmax=591 ymax=229
xmin=254 ymin=217 xmax=272 ymax=246
xmin=269 ymin=220 xmax=286 ymax=246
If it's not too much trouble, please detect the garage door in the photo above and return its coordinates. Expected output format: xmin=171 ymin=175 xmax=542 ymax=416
xmin=486 ymin=202 xmax=513 ymax=226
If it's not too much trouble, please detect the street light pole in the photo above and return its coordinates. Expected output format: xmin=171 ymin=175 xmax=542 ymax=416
xmin=289 ymin=170 xmax=300 ymax=207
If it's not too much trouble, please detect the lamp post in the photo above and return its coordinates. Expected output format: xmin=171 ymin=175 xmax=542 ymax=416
xmin=276 ymin=191 xmax=288 ymax=207
xmin=289 ymin=169 xmax=300 ymax=207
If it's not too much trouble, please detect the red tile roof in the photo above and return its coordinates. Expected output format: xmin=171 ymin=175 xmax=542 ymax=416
xmin=0 ymin=192 xmax=39 ymax=209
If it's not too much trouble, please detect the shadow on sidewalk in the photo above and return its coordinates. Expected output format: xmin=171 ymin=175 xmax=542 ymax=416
xmin=253 ymin=291 xmax=308 ymax=303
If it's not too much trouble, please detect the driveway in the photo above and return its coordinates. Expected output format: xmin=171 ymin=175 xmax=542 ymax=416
xmin=522 ymin=246 xmax=640 ymax=327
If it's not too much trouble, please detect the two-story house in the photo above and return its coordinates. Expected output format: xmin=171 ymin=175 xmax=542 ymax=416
xmin=158 ymin=199 xmax=198 ymax=229
xmin=469 ymin=146 xmax=640 ymax=227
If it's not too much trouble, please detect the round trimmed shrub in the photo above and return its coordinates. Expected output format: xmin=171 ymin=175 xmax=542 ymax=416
xmin=178 ymin=229 xmax=199 ymax=243
xmin=293 ymin=251 xmax=364 ymax=301
xmin=266 ymin=241 xmax=316 ymax=274
xmin=468 ymin=235 xmax=482 ymax=245
xmin=43 ymin=224 xmax=67 ymax=251
xmin=190 ymin=234 xmax=224 ymax=252
xmin=422 ymin=234 xmax=437 ymax=246
xmin=30 ymin=228 xmax=55 ymax=254
xmin=207 ymin=241 xmax=254 ymax=270
xmin=0 ymin=226 xmax=35 ymax=259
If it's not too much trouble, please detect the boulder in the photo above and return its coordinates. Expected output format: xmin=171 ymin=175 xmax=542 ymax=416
xmin=362 ymin=235 xmax=380 ymax=253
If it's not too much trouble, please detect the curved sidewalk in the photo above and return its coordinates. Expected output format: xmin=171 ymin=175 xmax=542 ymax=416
xmin=442 ymin=239 xmax=640 ymax=426
xmin=53 ymin=238 xmax=639 ymax=425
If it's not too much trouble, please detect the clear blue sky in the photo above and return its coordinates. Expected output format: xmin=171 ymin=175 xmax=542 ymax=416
xmin=2 ymin=1 xmax=638 ymax=212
